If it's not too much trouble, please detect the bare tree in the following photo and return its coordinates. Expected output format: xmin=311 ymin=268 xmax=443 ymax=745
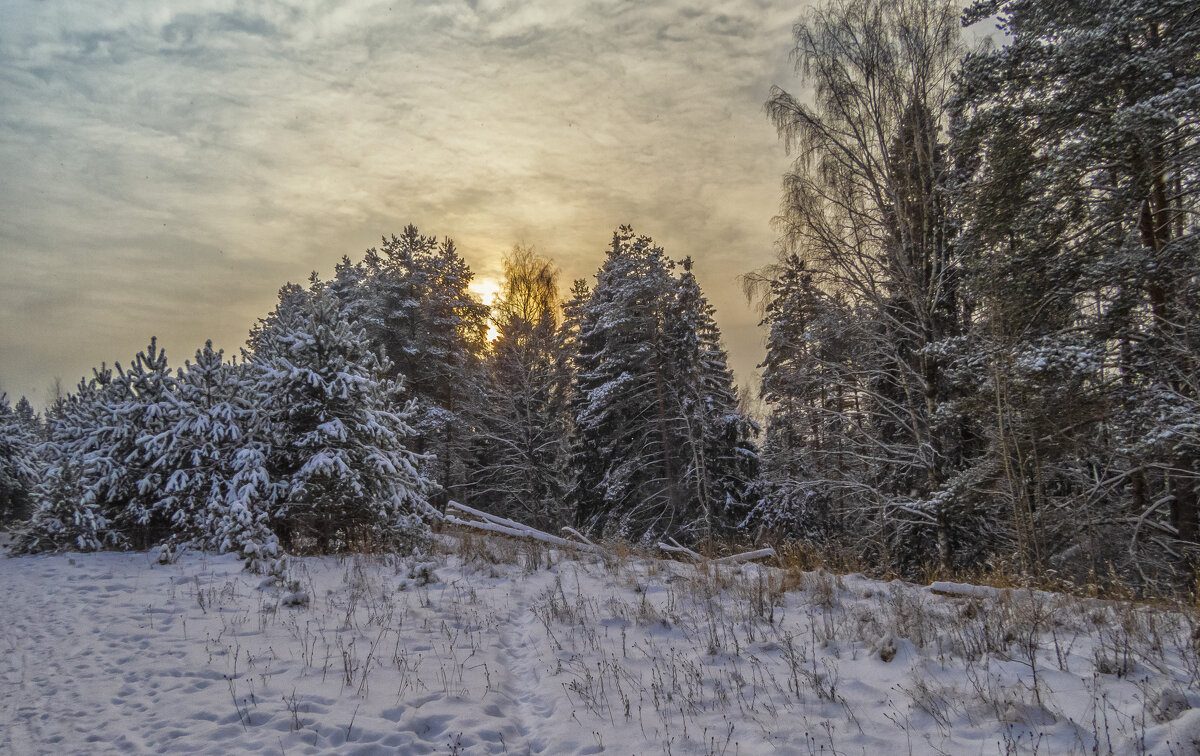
xmin=754 ymin=0 xmax=979 ymax=571
xmin=472 ymin=246 xmax=571 ymax=529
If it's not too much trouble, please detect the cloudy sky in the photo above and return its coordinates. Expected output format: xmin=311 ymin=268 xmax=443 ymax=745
xmin=0 ymin=0 xmax=810 ymax=405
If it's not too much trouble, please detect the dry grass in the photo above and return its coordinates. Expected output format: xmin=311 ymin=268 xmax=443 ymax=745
xmin=132 ymin=527 xmax=1200 ymax=755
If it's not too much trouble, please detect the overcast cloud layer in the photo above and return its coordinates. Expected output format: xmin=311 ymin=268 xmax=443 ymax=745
xmin=0 ymin=0 xmax=805 ymax=404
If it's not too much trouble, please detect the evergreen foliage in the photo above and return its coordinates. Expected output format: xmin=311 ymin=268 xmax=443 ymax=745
xmin=9 ymin=0 xmax=1195 ymax=591
xmin=357 ymin=227 xmax=490 ymax=506
xmin=951 ymin=0 xmax=1200 ymax=583
xmin=570 ymin=227 xmax=759 ymax=542
xmin=247 ymin=225 xmax=488 ymax=513
xmin=745 ymin=0 xmax=1200 ymax=587
xmin=0 ymin=395 xmax=40 ymax=528
xmin=22 ymin=341 xmax=177 ymax=551
xmin=140 ymin=341 xmax=278 ymax=569
xmin=248 ymin=288 xmax=435 ymax=552
xmin=669 ymin=259 xmax=760 ymax=537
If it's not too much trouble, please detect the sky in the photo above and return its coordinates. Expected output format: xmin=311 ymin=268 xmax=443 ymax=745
xmin=0 ymin=0 xmax=812 ymax=405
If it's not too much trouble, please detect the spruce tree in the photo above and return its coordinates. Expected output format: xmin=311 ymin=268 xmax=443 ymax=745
xmin=668 ymin=258 xmax=760 ymax=540
xmin=0 ymin=395 xmax=40 ymax=528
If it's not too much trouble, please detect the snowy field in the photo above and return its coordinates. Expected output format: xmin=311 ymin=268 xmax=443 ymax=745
xmin=3 ymin=535 xmax=1200 ymax=755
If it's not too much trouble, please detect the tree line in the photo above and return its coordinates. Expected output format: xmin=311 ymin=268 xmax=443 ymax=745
xmin=0 ymin=225 xmax=758 ymax=571
xmin=748 ymin=0 xmax=1199 ymax=590
xmin=1 ymin=0 xmax=1197 ymax=590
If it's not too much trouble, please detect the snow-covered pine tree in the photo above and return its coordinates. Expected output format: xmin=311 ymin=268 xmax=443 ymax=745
xmin=0 ymin=395 xmax=40 ymax=528
xmin=21 ymin=371 xmax=119 ymax=551
xmin=667 ymin=258 xmax=760 ymax=541
xmin=570 ymin=227 xmax=756 ymax=542
xmin=410 ymin=235 xmax=490 ymax=506
xmin=472 ymin=246 xmax=571 ymax=530
xmin=21 ymin=340 xmax=176 ymax=551
xmin=328 ymin=254 xmax=371 ymax=326
xmin=248 ymin=287 xmax=435 ymax=553
xmin=139 ymin=341 xmax=278 ymax=568
xmin=358 ymin=226 xmax=490 ymax=507
xmin=954 ymin=0 xmax=1200 ymax=582
xmin=367 ymin=228 xmax=489 ymax=506
xmin=357 ymin=228 xmax=432 ymax=389
xmin=248 ymin=282 xmax=311 ymax=358
xmin=117 ymin=338 xmax=180 ymax=546
xmin=245 ymin=228 xmax=490 ymax=513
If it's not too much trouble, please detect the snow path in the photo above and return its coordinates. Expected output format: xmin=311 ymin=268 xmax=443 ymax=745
xmin=493 ymin=583 xmax=554 ymax=755
xmin=5 ymin=546 xmax=1200 ymax=754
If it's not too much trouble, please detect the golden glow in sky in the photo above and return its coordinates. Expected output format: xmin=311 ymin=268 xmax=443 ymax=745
xmin=470 ymin=277 xmax=502 ymax=343
xmin=0 ymin=0 xmax=807 ymax=404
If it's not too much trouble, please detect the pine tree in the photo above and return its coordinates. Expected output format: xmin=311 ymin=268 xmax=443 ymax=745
xmin=117 ymin=338 xmax=179 ymax=545
xmin=570 ymin=227 xmax=757 ymax=542
xmin=21 ymin=340 xmax=176 ymax=551
xmin=0 ymin=395 xmax=40 ymax=528
xmin=244 ymin=226 xmax=490 ymax=513
xmin=248 ymin=283 xmax=312 ymax=359
xmin=357 ymin=226 xmax=490 ymax=506
xmin=328 ymin=254 xmax=371 ymax=326
xmin=557 ymin=278 xmax=592 ymax=400
xmin=22 ymin=373 xmax=114 ymax=551
xmin=954 ymin=0 xmax=1200 ymax=581
xmin=570 ymin=228 xmax=680 ymax=538
xmin=139 ymin=341 xmax=278 ymax=568
xmin=410 ymin=235 xmax=490 ymax=505
xmin=249 ymin=288 xmax=435 ymax=552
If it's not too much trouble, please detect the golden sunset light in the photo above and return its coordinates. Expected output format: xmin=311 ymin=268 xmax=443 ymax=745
xmin=4 ymin=2 xmax=1199 ymax=753
xmin=0 ymin=0 xmax=804 ymax=403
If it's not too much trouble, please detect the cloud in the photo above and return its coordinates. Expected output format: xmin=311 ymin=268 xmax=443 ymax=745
xmin=0 ymin=0 xmax=808 ymax=403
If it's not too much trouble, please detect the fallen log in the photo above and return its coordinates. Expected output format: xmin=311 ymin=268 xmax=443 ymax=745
xmin=657 ymin=537 xmax=703 ymax=561
xmin=659 ymin=537 xmax=776 ymax=565
xmin=713 ymin=547 xmax=777 ymax=564
xmin=560 ymin=526 xmax=597 ymax=547
xmin=444 ymin=501 xmax=603 ymax=554
xmin=445 ymin=502 xmax=775 ymax=565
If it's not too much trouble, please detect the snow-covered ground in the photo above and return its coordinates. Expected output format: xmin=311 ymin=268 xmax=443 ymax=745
xmin=3 ymin=535 xmax=1200 ymax=755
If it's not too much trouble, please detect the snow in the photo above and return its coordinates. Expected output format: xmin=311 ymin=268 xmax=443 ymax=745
xmin=3 ymin=538 xmax=1199 ymax=755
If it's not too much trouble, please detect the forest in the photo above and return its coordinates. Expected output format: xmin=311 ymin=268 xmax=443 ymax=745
xmin=1 ymin=0 xmax=1197 ymax=595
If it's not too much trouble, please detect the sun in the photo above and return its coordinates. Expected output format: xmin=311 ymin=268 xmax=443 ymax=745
xmin=469 ymin=277 xmax=502 ymax=343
